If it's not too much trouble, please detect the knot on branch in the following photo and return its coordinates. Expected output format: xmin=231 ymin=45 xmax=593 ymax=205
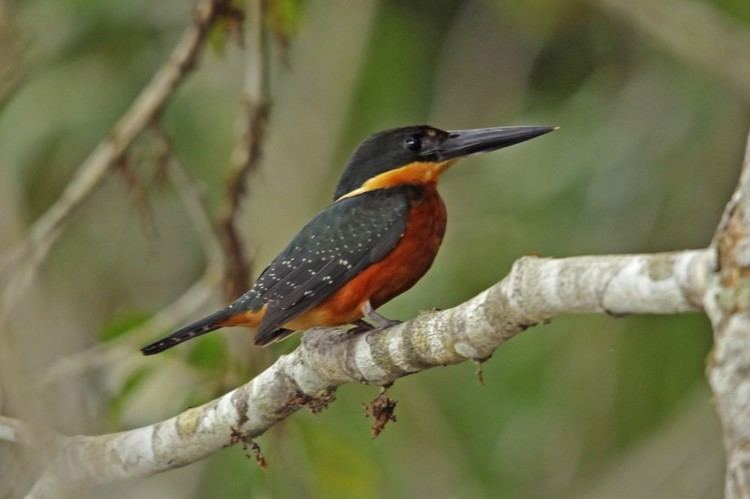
xmin=715 ymin=204 xmax=750 ymax=289
xmin=288 ymin=389 xmax=335 ymax=414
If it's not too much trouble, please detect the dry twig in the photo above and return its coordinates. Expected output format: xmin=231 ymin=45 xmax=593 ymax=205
xmin=218 ymin=0 xmax=271 ymax=300
xmin=0 ymin=0 xmax=233 ymax=318
xmin=40 ymin=141 xmax=226 ymax=384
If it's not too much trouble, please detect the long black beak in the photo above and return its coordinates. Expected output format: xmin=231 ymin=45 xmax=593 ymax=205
xmin=434 ymin=126 xmax=556 ymax=161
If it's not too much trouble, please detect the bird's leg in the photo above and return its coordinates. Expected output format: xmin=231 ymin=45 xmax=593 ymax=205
xmin=348 ymin=302 xmax=401 ymax=335
xmin=362 ymin=300 xmax=402 ymax=329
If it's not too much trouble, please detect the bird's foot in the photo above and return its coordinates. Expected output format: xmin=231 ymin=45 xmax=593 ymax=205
xmin=362 ymin=301 xmax=402 ymax=330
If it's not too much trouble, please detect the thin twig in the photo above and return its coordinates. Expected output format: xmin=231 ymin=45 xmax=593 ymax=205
xmin=40 ymin=140 xmax=227 ymax=384
xmin=218 ymin=0 xmax=271 ymax=300
xmin=0 ymin=0 xmax=232 ymax=318
xmin=39 ymin=274 xmax=218 ymax=385
xmin=155 ymin=128 xmax=226 ymax=271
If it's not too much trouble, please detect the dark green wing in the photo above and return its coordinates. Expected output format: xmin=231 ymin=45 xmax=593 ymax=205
xmin=230 ymin=187 xmax=413 ymax=345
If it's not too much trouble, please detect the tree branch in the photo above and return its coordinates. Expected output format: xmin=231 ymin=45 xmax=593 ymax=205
xmin=0 ymin=0 xmax=230 ymax=317
xmin=705 ymin=131 xmax=750 ymax=498
xmin=218 ymin=0 xmax=271 ymax=300
xmin=39 ymin=142 xmax=226 ymax=384
xmin=7 ymin=249 xmax=709 ymax=494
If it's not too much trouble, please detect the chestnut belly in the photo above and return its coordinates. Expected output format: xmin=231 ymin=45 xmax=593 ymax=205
xmin=289 ymin=185 xmax=447 ymax=329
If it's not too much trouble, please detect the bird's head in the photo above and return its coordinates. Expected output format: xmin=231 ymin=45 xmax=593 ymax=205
xmin=334 ymin=124 xmax=556 ymax=200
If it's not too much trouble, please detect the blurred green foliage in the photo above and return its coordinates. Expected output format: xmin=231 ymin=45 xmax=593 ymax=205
xmin=2 ymin=0 xmax=748 ymax=497
xmin=100 ymin=312 xmax=152 ymax=343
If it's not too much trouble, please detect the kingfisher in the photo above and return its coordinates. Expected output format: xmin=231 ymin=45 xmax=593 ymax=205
xmin=142 ymin=124 xmax=554 ymax=354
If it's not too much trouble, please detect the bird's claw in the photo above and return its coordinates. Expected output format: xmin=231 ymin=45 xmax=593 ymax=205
xmin=362 ymin=300 xmax=402 ymax=330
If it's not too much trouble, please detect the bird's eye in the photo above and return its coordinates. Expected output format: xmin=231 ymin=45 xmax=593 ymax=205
xmin=404 ymin=135 xmax=422 ymax=152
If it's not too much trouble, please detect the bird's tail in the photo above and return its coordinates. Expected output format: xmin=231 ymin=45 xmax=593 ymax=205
xmin=140 ymin=308 xmax=235 ymax=355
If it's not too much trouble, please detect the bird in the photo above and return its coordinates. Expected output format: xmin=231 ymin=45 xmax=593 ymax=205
xmin=141 ymin=124 xmax=555 ymax=355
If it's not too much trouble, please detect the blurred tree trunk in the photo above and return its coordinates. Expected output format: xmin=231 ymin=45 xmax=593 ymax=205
xmin=706 ymin=138 xmax=750 ymax=499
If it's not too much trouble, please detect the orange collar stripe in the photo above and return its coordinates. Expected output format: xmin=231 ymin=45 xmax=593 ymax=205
xmin=337 ymin=160 xmax=454 ymax=201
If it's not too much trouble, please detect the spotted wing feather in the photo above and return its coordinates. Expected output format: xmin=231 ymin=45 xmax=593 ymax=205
xmin=242 ymin=188 xmax=411 ymax=345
